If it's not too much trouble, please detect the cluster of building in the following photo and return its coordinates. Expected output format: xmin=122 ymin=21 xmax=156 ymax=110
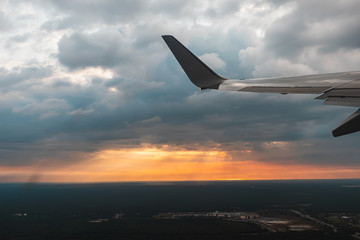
xmin=154 ymin=211 xmax=320 ymax=232
xmin=154 ymin=211 xmax=259 ymax=220
xmin=13 ymin=213 xmax=27 ymax=217
xmin=88 ymin=213 xmax=124 ymax=223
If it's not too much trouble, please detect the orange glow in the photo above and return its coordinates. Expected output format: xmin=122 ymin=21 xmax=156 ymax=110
xmin=1 ymin=146 xmax=360 ymax=182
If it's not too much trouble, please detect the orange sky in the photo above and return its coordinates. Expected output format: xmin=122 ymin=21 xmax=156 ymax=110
xmin=2 ymin=145 xmax=360 ymax=183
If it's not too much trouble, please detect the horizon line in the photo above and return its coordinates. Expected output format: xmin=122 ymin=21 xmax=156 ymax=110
xmin=1 ymin=178 xmax=360 ymax=185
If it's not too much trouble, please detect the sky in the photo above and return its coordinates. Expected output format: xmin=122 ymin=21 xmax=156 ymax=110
xmin=1 ymin=0 xmax=360 ymax=182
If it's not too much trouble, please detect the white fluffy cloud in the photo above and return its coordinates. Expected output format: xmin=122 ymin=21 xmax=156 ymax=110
xmin=199 ymin=53 xmax=226 ymax=70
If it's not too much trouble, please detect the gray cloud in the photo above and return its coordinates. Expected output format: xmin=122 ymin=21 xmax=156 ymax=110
xmin=58 ymin=31 xmax=128 ymax=69
xmin=0 ymin=0 xmax=360 ymax=169
xmin=0 ymin=11 xmax=11 ymax=31
xmin=0 ymin=66 xmax=50 ymax=91
xmin=265 ymin=0 xmax=360 ymax=59
xmin=41 ymin=0 xmax=144 ymax=30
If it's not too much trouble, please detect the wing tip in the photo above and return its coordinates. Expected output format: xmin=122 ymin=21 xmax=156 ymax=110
xmin=161 ymin=34 xmax=226 ymax=89
xmin=332 ymin=109 xmax=360 ymax=137
xmin=332 ymin=130 xmax=341 ymax=137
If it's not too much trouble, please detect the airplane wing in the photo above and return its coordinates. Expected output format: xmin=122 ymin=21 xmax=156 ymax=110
xmin=162 ymin=35 xmax=360 ymax=137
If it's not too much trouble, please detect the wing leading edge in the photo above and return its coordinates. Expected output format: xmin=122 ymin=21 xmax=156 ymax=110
xmin=162 ymin=35 xmax=360 ymax=137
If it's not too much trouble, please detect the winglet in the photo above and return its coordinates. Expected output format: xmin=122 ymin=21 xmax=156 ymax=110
xmin=332 ymin=108 xmax=360 ymax=137
xmin=162 ymin=35 xmax=226 ymax=89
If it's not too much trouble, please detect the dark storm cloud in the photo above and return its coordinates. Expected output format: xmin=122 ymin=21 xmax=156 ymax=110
xmin=265 ymin=0 xmax=360 ymax=59
xmin=0 ymin=69 xmax=356 ymax=167
xmin=1 ymin=0 xmax=360 ymax=168
xmin=0 ymin=66 xmax=50 ymax=90
xmin=58 ymin=32 xmax=128 ymax=69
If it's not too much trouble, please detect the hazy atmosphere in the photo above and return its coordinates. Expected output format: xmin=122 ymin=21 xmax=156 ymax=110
xmin=1 ymin=0 xmax=360 ymax=182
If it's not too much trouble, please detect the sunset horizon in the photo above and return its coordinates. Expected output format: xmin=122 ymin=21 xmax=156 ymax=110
xmin=3 ymin=144 xmax=360 ymax=183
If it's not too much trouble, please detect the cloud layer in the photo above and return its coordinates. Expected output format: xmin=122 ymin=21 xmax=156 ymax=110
xmin=1 ymin=0 xmax=360 ymax=175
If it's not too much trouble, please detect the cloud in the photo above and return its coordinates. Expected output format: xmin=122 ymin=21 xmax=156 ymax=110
xmin=12 ymin=98 xmax=71 ymax=120
xmin=0 ymin=11 xmax=11 ymax=31
xmin=48 ymin=0 xmax=145 ymax=25
xmin=70 ymin=108 xmax=94 ymax=116
xmin=252 ymin=58 xmax=316 ymax=77
xmin=264 ymin=0 xmax=360 ymax=60
xmin=199 ymin=53 xmax=226 ymax=70
xmin=137 ymin=116 xmax=162 ymax=125
xmin=0 ymin=0 xmax=360 ymax=172
xmin=58 ymin=31 xmax=127 ymax=69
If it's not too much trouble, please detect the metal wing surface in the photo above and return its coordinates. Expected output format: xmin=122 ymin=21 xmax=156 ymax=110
xmin=162 ymin=35 xmax=360 ymax=137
